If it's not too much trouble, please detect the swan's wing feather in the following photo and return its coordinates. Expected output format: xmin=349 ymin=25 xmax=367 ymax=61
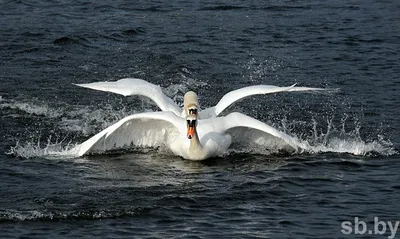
xmin=217 ymin=112 xmax=307 ymax=151
xmin=211 ymin=84 xmax=334 ymax=117
xmin=76 ymin=111 xmax=183 ymax=156
xmin=74 ymin=78 xmax=181 ymax=115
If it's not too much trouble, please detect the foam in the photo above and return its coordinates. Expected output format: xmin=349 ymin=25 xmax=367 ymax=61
xmin=0 ymin=208 xmax=145 ymax=222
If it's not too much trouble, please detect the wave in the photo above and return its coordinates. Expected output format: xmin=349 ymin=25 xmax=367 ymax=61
xmin=53 ymin=36 xmax=93 ymax=47
xmin=0 ymin=98 xmax=63 ymax=118
xmin=198 ymin=5 xmax=246 ymax=11
xmin=0 ymin=208 xmax=148 ymax=222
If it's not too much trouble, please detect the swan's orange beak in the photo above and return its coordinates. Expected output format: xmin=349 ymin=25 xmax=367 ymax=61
xmin=187 ymin=125 xmax=195 ymax=139
xmin=186 ymin=116 xmax=197 ymax=140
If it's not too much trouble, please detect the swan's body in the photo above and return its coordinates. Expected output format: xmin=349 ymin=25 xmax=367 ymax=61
xmin=75 ymin=78 xmax=332 ymax=118
xmin=76 ymin=111 xmax=307 ymax=160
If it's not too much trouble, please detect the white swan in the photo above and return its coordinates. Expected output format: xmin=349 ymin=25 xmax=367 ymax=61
xmin=74 ymin=78 xmax=332 ymax=118
xmin=76 ymin=111 xmax=307 ymax=160
xmin=74 ymin=78 xmax=334 ymax=160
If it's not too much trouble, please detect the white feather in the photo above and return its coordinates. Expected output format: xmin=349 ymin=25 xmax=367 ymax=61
xmin=74 ymin=78 xmax=181 ymax=115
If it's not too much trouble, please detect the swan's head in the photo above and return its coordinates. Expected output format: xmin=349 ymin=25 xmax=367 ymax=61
xmin=186 ymin=114 xmax=198 ymax=139
xmin=184 ymin=91 xmax=199 ymax=116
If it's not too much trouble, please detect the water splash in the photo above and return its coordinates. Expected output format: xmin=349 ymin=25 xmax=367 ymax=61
xmin=282 ymin=116 xmax=397 ymax=157
xmin=163 ymin=69 xmax=208 ymax=107
xmin=306 ymin=135 xmax=396 ymax=156
xmin=7 ymin=135 xmax=79 ymax=159
xmin=59 ymin=104 xmax=139 ymax=136
xmin=243 ymin=57 xmax=286 ymax=83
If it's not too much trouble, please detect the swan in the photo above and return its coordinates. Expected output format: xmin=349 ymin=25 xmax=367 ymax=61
xmin=75 ymin=110 xmax=308 ymax=160
xmin=73 ymin=78 xmax=334 ymax=160
xmin=74 ymin=78 xmax=332 ymax=118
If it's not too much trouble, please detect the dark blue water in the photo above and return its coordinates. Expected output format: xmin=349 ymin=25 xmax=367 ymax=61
xmin=1 ymin=0 xmax=399 ymax=238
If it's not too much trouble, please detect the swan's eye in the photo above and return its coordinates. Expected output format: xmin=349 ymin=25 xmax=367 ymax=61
xmin=186 ymin=120 xmax=190 ymax=125
xmin=188 ymin=108 xmax=198 ymax=115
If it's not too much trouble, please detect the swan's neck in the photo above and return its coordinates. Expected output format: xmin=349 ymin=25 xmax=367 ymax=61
xmin=189 ymin=127 xmax=208 ymax=159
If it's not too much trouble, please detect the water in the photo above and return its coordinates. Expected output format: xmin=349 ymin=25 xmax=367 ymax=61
xmin=1 ymin=0 xmax=399 ymax=238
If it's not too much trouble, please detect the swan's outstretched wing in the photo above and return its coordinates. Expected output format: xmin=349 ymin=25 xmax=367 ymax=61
xmin=201 ymin=84 xmax=333 ymax=118
xmin=216 ymin=112 xmax=308 ymax=152
xmin=76 ymin=111 xmax=184 ymax=156
xmin=74 ymin=78 xmax=181 ymax=115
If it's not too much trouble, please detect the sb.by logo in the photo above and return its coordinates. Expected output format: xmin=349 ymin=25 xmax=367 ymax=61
xmin=341 ymin=217 xmax=399 ymax=239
